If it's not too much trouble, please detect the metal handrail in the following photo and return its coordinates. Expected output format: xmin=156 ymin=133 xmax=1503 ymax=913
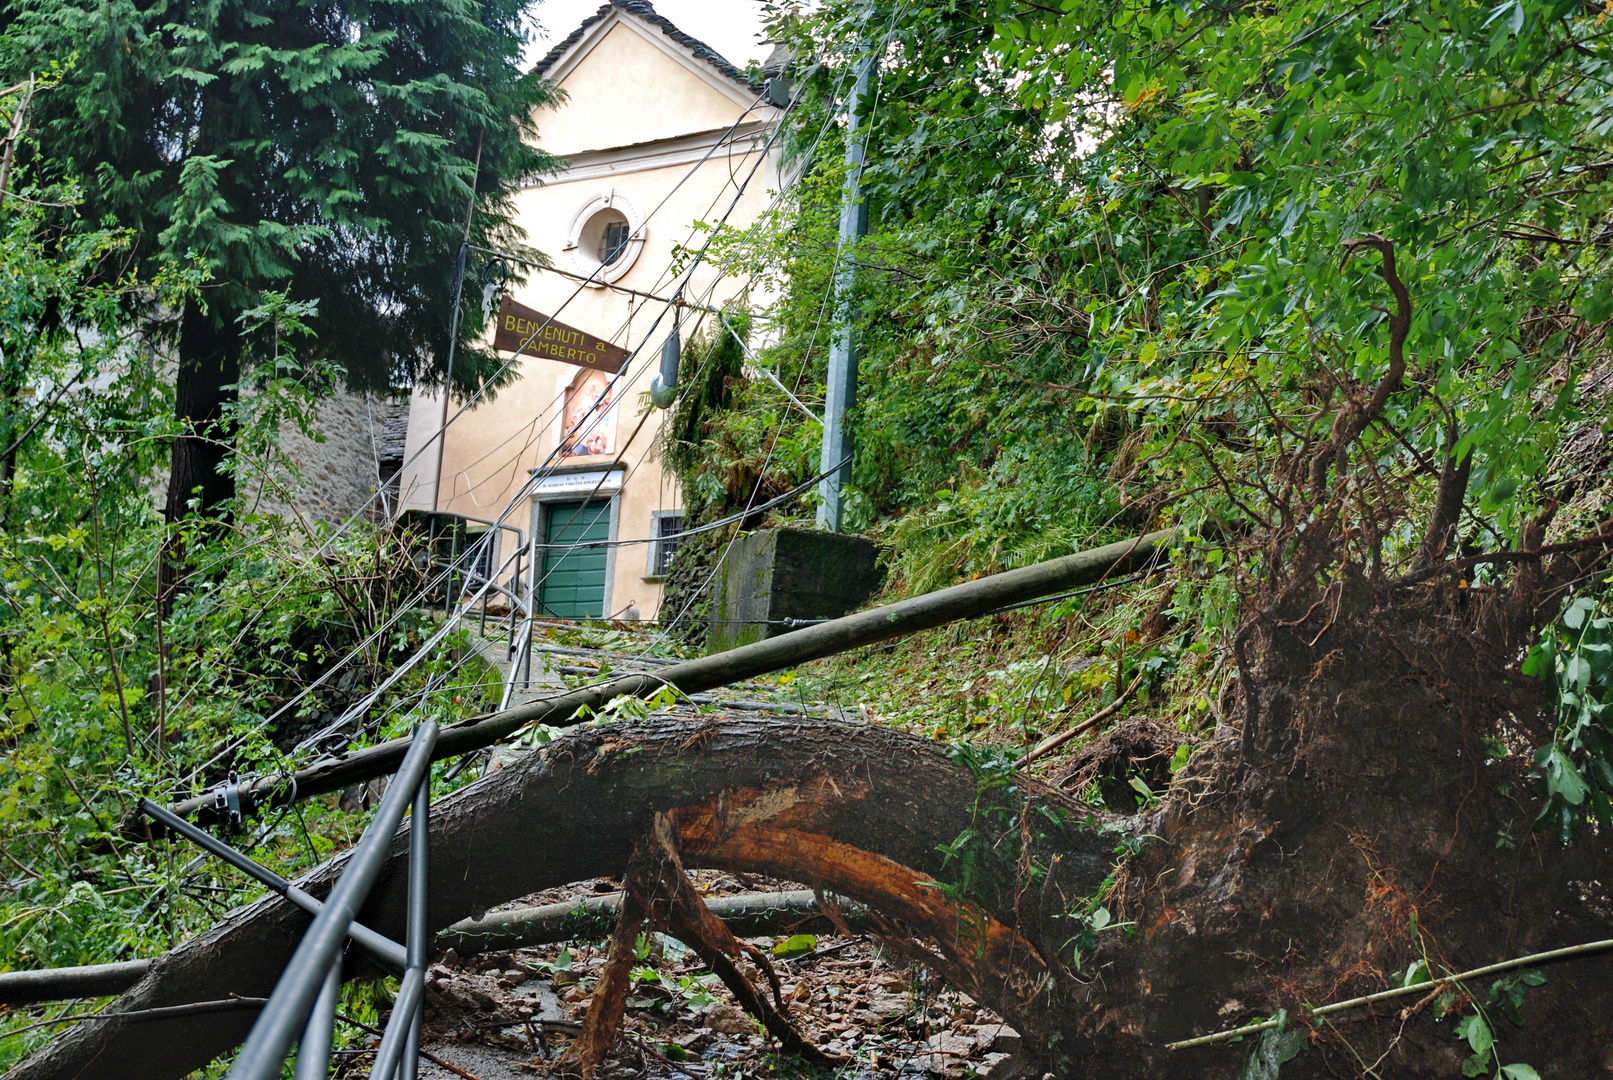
xmin=225 ymin=721 xmax=438 ymax=1080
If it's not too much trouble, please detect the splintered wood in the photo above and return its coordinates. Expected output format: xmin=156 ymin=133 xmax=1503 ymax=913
xmin=558 ymin=813 xmax=840 ymax=1077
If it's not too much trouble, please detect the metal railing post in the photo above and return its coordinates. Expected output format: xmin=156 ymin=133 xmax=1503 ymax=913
xmin=445 ymin=527 xmax=459 ymax=617
xmin=292 ymin=959 xmax=341 ymax=1080
xmin=399 ymin=776 xmax=429 ymax=1080
xmin=506 ymin=547 xmax=521 ymax=661
xmin=227 ymin=721 xmax=438 ymax=1080
xmin=367 ymin=762 xmax=430 ymax=1080
xmin=522 ymin=527 xmax=537 ymax=689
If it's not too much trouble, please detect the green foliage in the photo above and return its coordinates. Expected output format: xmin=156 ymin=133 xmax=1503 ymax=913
xmin=1 ymin=0 xmax=558 ymax=396
xmin=771 ymin=933 xmax=817 ymax=958
xmin=660 ymin=311 xmax=753 ymax=515
xmin=1441 ymin=969 xmax=1546 ymax=1079
xmin=1241 ymin=1010 xmax=1305 ymax=1080
xmin=0 ymin=156 xmax=495 ymax=1070
xmin=720 ymin=0 xmax=1613 ymax=619
xmin=1521 ymin=591 xmax=1613 ymax=840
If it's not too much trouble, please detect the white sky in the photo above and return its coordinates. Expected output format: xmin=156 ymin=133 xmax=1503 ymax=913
xmin=527 ymin=0 xmax=775 ymax=70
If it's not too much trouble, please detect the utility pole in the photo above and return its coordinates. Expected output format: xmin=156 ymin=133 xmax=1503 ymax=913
xmin=816 ymin=53 xmax=875 ymax=532
xmin=433 ymin=130 xmax=484 ymax=515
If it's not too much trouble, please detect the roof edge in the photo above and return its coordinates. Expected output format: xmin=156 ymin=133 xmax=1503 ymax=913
xmin=534 ymin=1 xmax=762 ymax=93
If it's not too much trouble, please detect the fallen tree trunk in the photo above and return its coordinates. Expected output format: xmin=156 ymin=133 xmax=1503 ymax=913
xmin=13 ymin=717 xmax=1116 ymax=1080
xmin=152 ymin=529 xmax=1172 ymax=831
xmin=18 ymin=570 xmax=1613 ymax=1079
xmin=0 ymin=891 xmax=869 ymax=1005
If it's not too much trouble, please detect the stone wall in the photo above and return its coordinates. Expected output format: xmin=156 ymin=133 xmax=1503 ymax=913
xmin=243 ymin=390 xmax=411 ymax=526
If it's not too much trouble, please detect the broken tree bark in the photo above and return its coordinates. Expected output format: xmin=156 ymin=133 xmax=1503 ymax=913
xmin=151 ymin=529 xmax=1172 ymax=831
xmin=437 ymin=888 xmax=871 ymax=957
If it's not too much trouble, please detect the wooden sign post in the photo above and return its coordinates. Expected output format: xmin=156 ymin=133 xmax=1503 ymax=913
xmin=492 ymin=296 xmax=631 ymax=374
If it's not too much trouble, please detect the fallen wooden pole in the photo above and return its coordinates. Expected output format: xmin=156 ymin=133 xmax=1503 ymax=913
xmin=438 ymin=888 xmax=871 ymax=956
xmin=0 ymin=891 xmax=872 ymax=1005
xmin=0 ymin=961 xmax=158 ymax=1007
xmin=146 ymin=529 xmax=1172 ymax=834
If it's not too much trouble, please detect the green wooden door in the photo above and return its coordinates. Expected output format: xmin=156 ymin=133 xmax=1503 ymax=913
xmin=539 ymin=500 xmax=611 ymax=619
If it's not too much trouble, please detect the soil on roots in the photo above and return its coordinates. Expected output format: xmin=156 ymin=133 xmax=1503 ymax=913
xmin=1078 ymin=573 xmax=1613 ymax=1078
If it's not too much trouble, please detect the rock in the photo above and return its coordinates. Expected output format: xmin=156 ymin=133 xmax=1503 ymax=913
xmin=498 ymin=968 xmax=526 ymax=987
xmin=704 ymin=1002 xmax=754 ymax=1035
xmin=441 ymin=985 xmax=498 ymax=1011
xmin=673 ymin=1028 xmax=711 ymax=1052
xmin=971 ymin=1023 xmax=1022 ymax=1054
xmin=866 ymin=991 xmax=907 ymax=1017
xmin=929 ymin=1031 xmax=974 ymax=1053
xmin=976 ymin=1051 xmax=1031 ymax=1078
xmin=919 ymin=1031 xmax=975 ymax=1075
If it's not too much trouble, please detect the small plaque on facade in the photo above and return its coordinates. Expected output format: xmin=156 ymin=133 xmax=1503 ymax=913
xmin=493 ymin=296 xmax=630 ymax=374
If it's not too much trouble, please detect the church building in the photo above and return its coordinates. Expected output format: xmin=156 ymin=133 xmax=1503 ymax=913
xmin=395 ymin=1 xmax=781 ymax=621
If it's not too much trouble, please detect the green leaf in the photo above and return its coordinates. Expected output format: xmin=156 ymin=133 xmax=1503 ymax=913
xmin=1402 ymin=959 xmax=1431 ymax=987
xmin=1240 ymin=1011 xmax=1305 ymax=1080
xmin=772 ymin=934 xmax=817 ymax=958
xmin=1498 ymin=1065 xmax=1540 ymax=1079
xmin=1536 ymin=744 xmax=1590 ymax=806
xmin=1564 ymin=598 xmax=1596 ymax=631
xmin=1456 ymin=1012 xmax=1494 ymax=1055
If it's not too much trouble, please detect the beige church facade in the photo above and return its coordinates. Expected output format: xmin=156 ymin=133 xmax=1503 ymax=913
xmin=396 ymin=1 xmax=780 ymax=622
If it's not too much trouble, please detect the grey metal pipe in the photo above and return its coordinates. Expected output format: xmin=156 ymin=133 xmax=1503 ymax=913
xmin=138 ymin=799 xmax=406 ymax=971
xmin=291 ymin=960 xmax=341 ymax=1080
xmin=399 ymin=775 xmax=429 ymax=1080
xmin=156 ymin=529 xmax=1173 ymax=829
xmin=366 ymin=968 xmax=423 ymax=1080
xmin=400 ymin=1012 xmax=422 ymax=1080
xmin=227 ymin=721 xmax=438 ymax=1080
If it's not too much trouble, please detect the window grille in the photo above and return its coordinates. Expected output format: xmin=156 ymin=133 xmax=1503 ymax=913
xmin=652 ymin=514 xmax=685 ymax=577
xmin=600 ymin=221 xmax=631 ymax=265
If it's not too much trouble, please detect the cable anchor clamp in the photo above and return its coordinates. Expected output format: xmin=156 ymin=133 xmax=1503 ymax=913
xmin=210 ymin=771 xmax=245 ymax=833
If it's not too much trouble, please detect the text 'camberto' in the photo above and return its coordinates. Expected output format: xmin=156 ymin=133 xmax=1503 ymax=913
xmin=492 ymin=296 xmax=630 ymax=374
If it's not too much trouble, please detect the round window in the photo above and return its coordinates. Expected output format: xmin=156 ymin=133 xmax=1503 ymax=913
xmin=563 ymin=190 xmax=645 ymax=285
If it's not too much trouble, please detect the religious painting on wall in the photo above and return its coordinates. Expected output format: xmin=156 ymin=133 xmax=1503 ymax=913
xmin=561 ymin=369 xmax=617 ymax=457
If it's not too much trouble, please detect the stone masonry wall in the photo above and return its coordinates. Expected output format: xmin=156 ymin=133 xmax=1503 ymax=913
xmin=243 ymin=390 xmax=411 ymax=526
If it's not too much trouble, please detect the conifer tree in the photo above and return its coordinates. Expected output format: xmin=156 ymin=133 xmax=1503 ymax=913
xmin=1 ymin=0 xmax=556 ymax=523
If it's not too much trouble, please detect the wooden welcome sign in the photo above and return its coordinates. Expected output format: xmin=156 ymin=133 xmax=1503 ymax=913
xmin=492 ymin=296 xmax=630 ymax=374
